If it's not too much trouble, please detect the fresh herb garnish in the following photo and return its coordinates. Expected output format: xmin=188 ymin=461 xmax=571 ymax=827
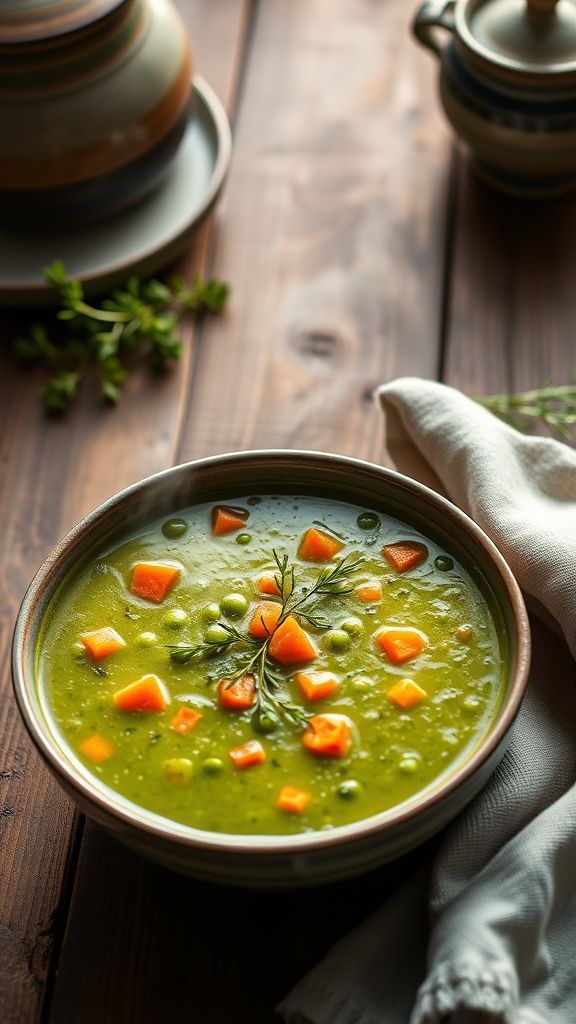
xmin=475 ymin=381 xmax=576 ymax=440
xmin=168 ymin=549 xmax=363 ymax=728
xmin=12 ymin=260 xmax=230 ymax=412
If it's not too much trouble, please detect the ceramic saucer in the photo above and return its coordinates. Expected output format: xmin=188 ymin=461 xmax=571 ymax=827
xmin=0 ymin=76 xmax=231 ymax=306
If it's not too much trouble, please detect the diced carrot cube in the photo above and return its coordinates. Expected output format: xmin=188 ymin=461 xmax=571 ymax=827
xmin=218 ymin=674 xmax=256 ymax=710
xmin=268 ymin=615 xmax=317 ymax=665
xmin=229 ymin=739 xmax=266 ymax=769
xmin=131 ymin=562 xmax=180 ymax=603
xmin=382 ymin=542 xmax=427 ymax=573
xmin=248 ymin=601 xmax=282 ymax=639
xmin=295 ymin=670 xmax=339 ymax=702
xmin=375 ymin=628 xmax=428 ymax=664
xmin=387 ymin=678 xmax=427 ymax=709
xmin=302 ymin=714 xmax=352 ymax=758
xmin=79 ymin=734 xmax=115 ymax=764
xmin=356 ymin=582 xmax=383 ymax=604
xmin=211 ymin=505 xmax=248 ymax=536
xmin=80 ymin=626 xmax=126 ymax=660
xmin=298 ymin=527 xmax=344 ymax=562
xmin=113 ymin=674 xmax=167 ymax=712
xmin=257 ymin=573 xmax=281 ymax=596
xmin=277 ymin=786 xmax=311 ymax=814
xmin=170 ymin=707 xmax=202 ymax=733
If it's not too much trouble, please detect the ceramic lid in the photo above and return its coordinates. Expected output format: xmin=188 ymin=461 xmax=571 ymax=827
xmin=461 ymin=0 xmax=576 ymax=72
xmin=0 ymin=0 xmax=128 ymax=44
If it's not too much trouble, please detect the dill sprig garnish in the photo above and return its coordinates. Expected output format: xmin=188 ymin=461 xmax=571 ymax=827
xmin=168 ymin=547 xmax=363 ymax=729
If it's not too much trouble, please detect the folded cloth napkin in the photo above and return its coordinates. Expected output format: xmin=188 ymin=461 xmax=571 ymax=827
xmin=278 ymin=378 xmax=576 ymax=1024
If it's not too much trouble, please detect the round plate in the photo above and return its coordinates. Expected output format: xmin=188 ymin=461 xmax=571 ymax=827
xmin=0 ymin=76 xmax=231 ymax=306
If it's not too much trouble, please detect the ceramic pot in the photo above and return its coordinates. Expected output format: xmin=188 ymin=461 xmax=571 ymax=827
xmin=0 ymin=0 xmax=192 ymax=221
xmin=413 ymin=0 xmax=576 ymax=197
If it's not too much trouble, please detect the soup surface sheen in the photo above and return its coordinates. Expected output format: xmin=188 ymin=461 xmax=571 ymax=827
xmin=39 ymin=495 xmax=507 ymax=836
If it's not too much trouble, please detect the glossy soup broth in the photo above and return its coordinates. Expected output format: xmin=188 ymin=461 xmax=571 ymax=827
xmin=38 ymin=495 xmax=508 ymax=835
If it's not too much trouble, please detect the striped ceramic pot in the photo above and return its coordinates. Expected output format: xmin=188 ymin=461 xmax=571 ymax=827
xmin=0 ymin=0 xmax=192 ymax=221
xmin=413 ymin=0 xmax=576 ymax=198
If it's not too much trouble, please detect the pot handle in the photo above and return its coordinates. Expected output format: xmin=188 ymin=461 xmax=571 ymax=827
xmin=412 ymin=0 xmax=456 ymax=57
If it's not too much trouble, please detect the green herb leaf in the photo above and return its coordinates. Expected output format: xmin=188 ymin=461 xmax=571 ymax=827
xmin=13 ymin=261 xmax=230 ymax=412
xmin=476 ymin=382 xmax=576 ymax=441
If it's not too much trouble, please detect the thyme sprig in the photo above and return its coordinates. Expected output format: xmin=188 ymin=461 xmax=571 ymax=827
xmin=168 ymin=548 xmax=364 ymax=728
xmin=475 ymin=381 xmax=576 ymax=441
xmin=12 ymin=260 xmax=230 ymax=411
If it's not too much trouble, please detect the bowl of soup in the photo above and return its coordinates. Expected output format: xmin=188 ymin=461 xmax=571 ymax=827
xmin=12 ymin=450 xmax=530 ymax=886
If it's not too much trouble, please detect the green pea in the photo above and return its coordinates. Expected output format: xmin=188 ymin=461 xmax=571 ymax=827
xmin=163 ymin=758 xmax=193 ymax=783
xmin=357 ymin=512 xmax=380 ymax=531
xmin=202 ymin=757 xmax=224 ymax=775
xmin=341 ymin=616 xmax=363 ymax=636
xmin=221 ymin=592 xmax=248 ymax=618
xmin=337 ymin=780 xmax=362 ymax=799
xmin=163 ymin=608 xmax=188 ymax=630
xmin=162 ymin=517 xmax=188 ymax=540
xmin=236 ymin=533 xmax=252 ymax=546
xmin=399 ymin=757 xmax=419 ymax=774
xmin=252 ymin=709 xmax=279 ymax=734
xmin=136 ymin=631 xmax=158 ymax=648
xmin=435 ymin=555 xmax=454 ymax=572
xmin=247 ymin=496 xmax=262 ymax=506
xmin=201 ymin=603 xmax=221 ymax=622
xmin=327 ymin=629 xmax=351 ymax=652
xmin=205 ymin=624 xmax=230 ymax=645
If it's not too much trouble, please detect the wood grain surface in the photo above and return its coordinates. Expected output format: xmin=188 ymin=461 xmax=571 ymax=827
xmin=2 ymin=1 xmax=574 ymax=1022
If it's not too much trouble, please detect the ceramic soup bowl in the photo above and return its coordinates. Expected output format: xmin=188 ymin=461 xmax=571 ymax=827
xmin=12 ymin=451 xmax=530 ymax=887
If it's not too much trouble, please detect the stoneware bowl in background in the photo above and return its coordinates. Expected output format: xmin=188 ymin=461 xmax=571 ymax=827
xmin=12 ymin=451 xmax=531 ymax=887
xmin=413 ymin=0 xmax=576 ymax=197
xmin=0 ymin=0 xmax=192 ymax=222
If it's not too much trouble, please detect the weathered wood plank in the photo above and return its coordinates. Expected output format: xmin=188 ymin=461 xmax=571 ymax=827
xmin=0 ymin=4 xmax=249 ymax=1022
xmin=178 ymin=0 xmax=453 ymax=464
xmin=444 ymin=161 xmax=576 ymax=398
xmin=45 ymin=4 xmax=455 ymax=1023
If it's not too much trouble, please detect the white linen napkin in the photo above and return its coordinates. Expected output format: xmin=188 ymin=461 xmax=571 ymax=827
xmin=278 ymin=378 xmax=576 ymax=1024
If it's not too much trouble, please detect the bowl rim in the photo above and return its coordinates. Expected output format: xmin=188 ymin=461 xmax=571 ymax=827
xmin=12 ymin=448 xmax=531 ymax=856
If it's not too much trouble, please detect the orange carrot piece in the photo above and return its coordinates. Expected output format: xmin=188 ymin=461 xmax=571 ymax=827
xmin=387 ymin=678 xmax=427 ymax=709
xmin=298 ymin=527 xmax=344 ymax=562
xmin=113 ymin=674 xmax=167 ymax=712
xmin=268 ymin=615 xmax=317 ymax=665
xmin=356 ymin=582 xmax=383 ymax=604
xmin=229 ymin=739 xmax=266 ymax=769
xmin=170 ymin=707 xmax=202 ymax=733
xmin=257 ymin=573 xmax=281 ymax=596
xmin=218 ymin=673 xmax=256 ymax=710
xmin=79 ymin=734 xmax=115 ymax=764
xmin=295 ymin=670 xmax=339 ymax=703
xmin=302 ymin=714 xmax=352 ymax=758
xmin=277 ymin=786 xmax=311 ymax=814
xmin=375 ymin=627 xmax=428 ymax=664
xmin=248 ymin=601 xmax=282 ymax=639
xmin=382 ymin=541 xmax=427 ymax=573
xmin=131 ymin=562 xmax=180 ymax=603
xmin=211 ymin=505 xmax=248 ymax=536
xmin=80 ymin=626 xmax=126 ymax=660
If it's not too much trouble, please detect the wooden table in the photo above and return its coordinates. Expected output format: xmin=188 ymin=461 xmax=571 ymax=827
xmin=2 ymin=2 xmax=575 ymax=1021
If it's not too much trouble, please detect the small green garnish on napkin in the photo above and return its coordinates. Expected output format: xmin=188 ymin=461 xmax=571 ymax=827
xmin=12 ymin=261 xmax=230 ymax=412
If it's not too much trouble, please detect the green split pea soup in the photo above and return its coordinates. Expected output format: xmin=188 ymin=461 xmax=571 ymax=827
xmin=38 ymin=495 xmax=508 ymax=836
